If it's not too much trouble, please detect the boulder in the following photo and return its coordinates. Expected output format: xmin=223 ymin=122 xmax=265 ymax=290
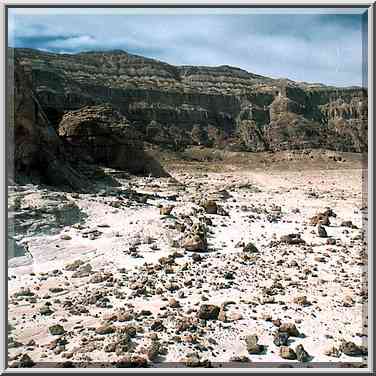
xmin=197 ymin=304 xmax=220 ymax=320
xmin=58 ymin=104 xmax=169 ymax=177
xmin=245 ymin=334 xmax=264 ymax=354
xmin=279 ymin=346 xmax=297 ymax=360
xmin=182 ymin=235 xmax=207 ymax=252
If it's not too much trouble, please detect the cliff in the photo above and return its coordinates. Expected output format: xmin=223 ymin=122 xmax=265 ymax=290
xmin=12 ymin=47 xmax=367 ymax=156
xmin=9 ymin=50 xmax=169 ymax=189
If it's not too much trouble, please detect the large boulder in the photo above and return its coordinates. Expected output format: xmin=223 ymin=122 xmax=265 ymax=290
xmin=58 ymin=105 xmax=168 ymax=177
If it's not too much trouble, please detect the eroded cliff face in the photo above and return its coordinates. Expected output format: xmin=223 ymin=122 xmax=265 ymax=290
xmin=9 ymin=54 xmax=169 ymax=188
xmin=13 ymin=48 xmax=367 ymax=153
xmin=9 ymin=56 xmax=89 ymax=189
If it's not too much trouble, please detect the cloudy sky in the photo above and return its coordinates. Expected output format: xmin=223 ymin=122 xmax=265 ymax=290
xmin=8 ymin=8 xmax=368 ymax=87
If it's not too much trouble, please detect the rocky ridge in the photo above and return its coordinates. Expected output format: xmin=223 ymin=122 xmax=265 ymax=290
xmin=13 ymin=48 xmax=367 ymax=154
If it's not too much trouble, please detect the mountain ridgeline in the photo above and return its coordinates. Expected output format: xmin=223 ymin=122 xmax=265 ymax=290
xmin=10 ymin=48 xmax=367 ymax=187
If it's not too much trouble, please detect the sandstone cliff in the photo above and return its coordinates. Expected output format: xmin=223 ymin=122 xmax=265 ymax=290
xmin=9 ymin=51 xmax=169 ymax=189
xmin=12 ymin=47 xmax=367 ymax=157
xmin=9 ymin=54 xmax=89 ymax=190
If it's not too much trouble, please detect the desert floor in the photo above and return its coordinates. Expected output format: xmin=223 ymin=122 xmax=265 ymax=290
xmin=8 ymin=152 xmax=368 ymax=368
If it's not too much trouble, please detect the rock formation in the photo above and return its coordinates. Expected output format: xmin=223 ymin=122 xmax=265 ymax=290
xmin=9 ymin=48 xmax=367 ymax=186
xmin=58 ymin=104 xmax=168 ymax=176
xmin=13 ymin=48 xmax=367 ymax=154
xmin=9 ymin=51 xmax=169 ymax=189
xmin=9 ymin=54 xmax=89 ymax=190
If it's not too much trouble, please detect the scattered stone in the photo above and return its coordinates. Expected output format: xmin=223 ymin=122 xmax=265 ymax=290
xmin=295 ymin=344 xmax=310 ymax=362
xmin=95 ymin=324 xmax=115 ymax=335
xmin=182 ymin=235 xmax=207 ymax=252
xmin=65 ymin=259 xmax=85 ymax=271
xmin=197 ymin=304 xmax=220 ymax=320
xmin=243 ymin=242 xmax=259 ymax=253
xmin=160 ymin=205 xmax=174 ymax=216
xmin=273 ymin=332 xmax=289 ymax=347
xmin=49 ymin=324 xmax=65 ymax=336
xmin=245 ymin=334 xmax=264 ymax=354
xmin=340 ymin=341 xmax=363 ymax=356
xmin=280 ymin=346 xmax=297 ymax=360
xmin=278 ymin=323 xmax=300 ymax=337
xmin=202 ymin=200 xmax=218 ymax=214
xmin=280 ymin=234 xmax=305 ymax=245
xmin=317 ymin=225 xmax=328 ymax=238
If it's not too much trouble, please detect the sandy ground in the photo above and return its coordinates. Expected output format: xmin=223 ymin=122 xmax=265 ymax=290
xmin=7 ymin=163 xmax=368 ymax=368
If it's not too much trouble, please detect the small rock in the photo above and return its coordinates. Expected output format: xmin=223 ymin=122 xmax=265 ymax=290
xmin=317 ymin=225 xmax=327 ymax=238
xmin=169 ymin=298 xmax=180 ymax=308
xmin=202 ymin=200 xmax=218 ymax=214
xmin=115 ymin=355 xmax=148 ymax=368
xmin=160 ymin=205 xmax=174 ymax=216
xmin=324 ymin=345 xmax=341 ymax=358
xmin=293 ymin=296 xmax=311 ymax=306
xmin=273 ymin=332 xmax=289 ymax=347
xmin=182 ymin=235 xmax=207 ymax=252
xmin=95 ymin=324 xmax=115 ymax=335
xmin=245 ymin=334 xmax=264 ymax=354
xmin=40 ymin=305 xmax=54 ymax=316
xmin=280 ymin=234 xmax=305 ymax=245
xmin=341 ymin=220 xmax=353 ymax=228
xmin=49 ymin=324 xmax=65 ymax=336
xmin=65 ymin=259 xmax=85 ymax=271
xmin=278 ymin=323 xmax=300 ymax=337
xmin=295 ymin=344 xmax=310 ymax=362
xmin=243 ymin=242 xmax=259 ymax=253
xmin=19 ymin=354 xmax=35 ymax=367
xmin=197 ymin=304 xmax=220 ymax=320
xmin=279 ymin=346 xmax=297 ymax=360
xmin=340 ymin=341 xmax=363 ymax=356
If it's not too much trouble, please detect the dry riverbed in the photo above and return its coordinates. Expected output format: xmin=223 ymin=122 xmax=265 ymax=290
xmin=8 ymin=163 xmax=368 ymax=368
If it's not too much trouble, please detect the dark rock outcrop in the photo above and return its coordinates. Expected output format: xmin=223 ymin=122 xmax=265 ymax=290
xmin=9 ymin=54 xmax=169 ymax=189
xmin=58 ymin=104 xmax=168 ymax=176
xmin=9 ymin=56 xmax=88 ymax=190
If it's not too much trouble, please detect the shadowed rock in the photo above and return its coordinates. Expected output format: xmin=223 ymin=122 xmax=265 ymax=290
xmin=58 ymin=104 xmax=169 ymax=177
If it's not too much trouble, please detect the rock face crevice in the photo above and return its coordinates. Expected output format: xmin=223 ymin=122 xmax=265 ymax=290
xmin=12 ymin=47 xmax=367 ymax=160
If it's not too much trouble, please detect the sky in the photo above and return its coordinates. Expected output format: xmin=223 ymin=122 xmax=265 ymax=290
xmin=8 ymin=8 xmax=368 ymax=87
